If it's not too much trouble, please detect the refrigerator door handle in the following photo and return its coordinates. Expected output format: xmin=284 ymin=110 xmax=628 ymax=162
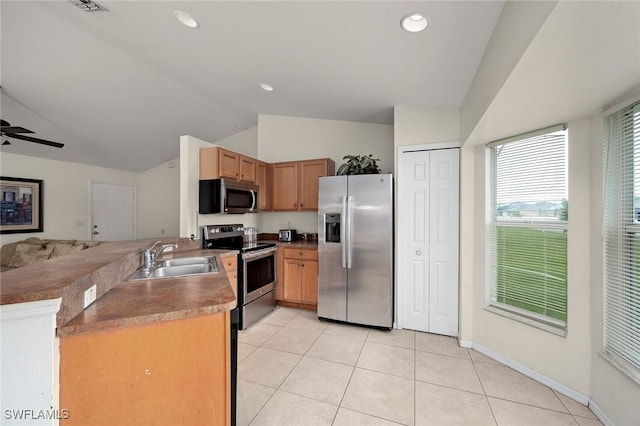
xmin=341 ymin=195 xmax=348 ymax=268
xmin=346 ymin=195 xmax=353 ymax=269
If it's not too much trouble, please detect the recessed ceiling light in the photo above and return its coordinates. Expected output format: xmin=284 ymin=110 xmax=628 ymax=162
xmin=401 ymin=13 xmax=428 ymax=33
xmin=260 ymin=83 xmax=275 ymax=92
xmin=174 ymin=10 xmax=198 ymax=29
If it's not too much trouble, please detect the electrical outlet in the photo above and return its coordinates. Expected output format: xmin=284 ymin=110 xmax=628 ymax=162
xmin=84 ymin=284 xmax=97 ymax=308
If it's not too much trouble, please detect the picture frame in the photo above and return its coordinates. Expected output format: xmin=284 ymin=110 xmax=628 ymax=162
xmin=0 ymin=176 xmax=43 ymax=234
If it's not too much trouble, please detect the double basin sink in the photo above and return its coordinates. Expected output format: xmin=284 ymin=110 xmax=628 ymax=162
xmin=127 ymin=255 xmax=218 ymax=281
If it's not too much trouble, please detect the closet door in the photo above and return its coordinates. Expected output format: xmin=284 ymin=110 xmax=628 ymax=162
xmin=399 ymin=148 xmax=459 ymax=336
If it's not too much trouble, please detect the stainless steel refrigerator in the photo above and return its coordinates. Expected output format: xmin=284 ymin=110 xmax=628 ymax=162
xmin=317 ymin=174 xmax=393 ymax=328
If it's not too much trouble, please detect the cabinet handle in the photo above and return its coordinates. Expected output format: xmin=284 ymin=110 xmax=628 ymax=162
xmin=301 ymin=203 xmax=304 ymax=207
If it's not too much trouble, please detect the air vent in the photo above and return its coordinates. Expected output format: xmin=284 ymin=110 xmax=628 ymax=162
xmin=70 ymin=0 xmax=105 ymax=11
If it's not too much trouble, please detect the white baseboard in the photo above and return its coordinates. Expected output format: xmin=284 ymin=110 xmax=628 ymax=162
xmin=458 ymin=338 xmax=473 ymax=348
xmin=587 ymin=400 xmax=614 ymax=426
xmin=470 ymin=342 xmax=589 ymax=405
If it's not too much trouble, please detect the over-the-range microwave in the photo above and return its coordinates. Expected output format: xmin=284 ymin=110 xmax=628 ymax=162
xmin=199 ymin=178 xmax=259 ymax=214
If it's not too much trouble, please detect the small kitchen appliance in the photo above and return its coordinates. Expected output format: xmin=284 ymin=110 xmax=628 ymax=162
xmin=278 ymin=229 xmax=297 ymax=242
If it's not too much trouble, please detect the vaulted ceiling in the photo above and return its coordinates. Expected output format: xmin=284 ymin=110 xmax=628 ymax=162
xmin=0 ymin=1 xmax=504 ymax=171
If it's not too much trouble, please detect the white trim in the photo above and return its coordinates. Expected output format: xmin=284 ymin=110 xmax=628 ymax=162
xmin=398 ymin=141 xmax=460 ymax=154
xmin=0 ymin=298 xmax=61 ymax=321
xmin=470 ymin=341 xmax=589 ymax=405
xmin=602 ymin=90 xmax=640 ymax=117
xmin=488 ymin=124 xmax=566 ymax=147
xmin=588 ymin=400 xmax=615 ymax=426
xmin=458 ymin=338 xmax=473 ymax=348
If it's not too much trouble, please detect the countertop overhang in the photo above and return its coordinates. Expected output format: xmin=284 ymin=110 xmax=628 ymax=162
xmin=0 ymin=238 xmax=238 ymax=335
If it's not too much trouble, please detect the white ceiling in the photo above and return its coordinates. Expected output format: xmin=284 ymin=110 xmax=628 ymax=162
xmin=0 ymin=0 xmax=504 ymax=172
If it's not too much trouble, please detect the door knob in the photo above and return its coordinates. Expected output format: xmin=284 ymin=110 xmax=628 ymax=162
xmin=93 ymin=231 xmax=100 ymax=235
xmin=416 ymin=250 xmax=422 ymax=255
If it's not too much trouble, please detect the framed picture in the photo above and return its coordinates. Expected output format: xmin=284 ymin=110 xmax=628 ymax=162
xmin=0 ymin=177 xmax=43 ymax=234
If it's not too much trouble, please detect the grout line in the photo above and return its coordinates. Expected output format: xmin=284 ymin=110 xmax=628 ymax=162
xmin=469 ymin=347 xmax=499 ymax=426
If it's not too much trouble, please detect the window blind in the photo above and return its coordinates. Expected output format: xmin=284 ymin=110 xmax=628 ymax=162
xmin=488 ymin=127 xmax=568 ymax=327
xmin=603 ymin=100 xmax=640 ymax=375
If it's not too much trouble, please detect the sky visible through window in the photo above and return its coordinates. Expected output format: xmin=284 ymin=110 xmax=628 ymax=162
xmin=496 ymin=130 xmax=567 ymax=221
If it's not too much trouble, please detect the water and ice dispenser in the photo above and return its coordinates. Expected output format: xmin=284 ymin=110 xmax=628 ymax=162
xmin=325 ymin=213 xmax=341 ymax=243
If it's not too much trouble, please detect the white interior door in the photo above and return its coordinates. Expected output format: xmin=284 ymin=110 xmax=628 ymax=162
xmin=91 ymin=182 xmax=135 ymax=241
xmin=399 ymin=148 xmax=459 ymax=336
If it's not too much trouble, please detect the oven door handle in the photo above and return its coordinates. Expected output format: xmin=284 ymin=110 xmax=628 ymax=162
xmin=241 ymin=247 xmax=277 ymax=260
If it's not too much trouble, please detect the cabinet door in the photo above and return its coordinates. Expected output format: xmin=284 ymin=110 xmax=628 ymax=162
xmin=199 ymin=147 xmax=219 ymax=180
xmin=222 ymin=256 xmax=238 ymax=296
xmin=218 ymin=148 xmax=239 ymax=179
xmin=300 ymin=260 xmax=318 ymax=304
xmin=257 ymin=161 xmax=273 ymax=211
xmin=239 ymin=156 xmax=256 ymax=183
xmin=299 ymin=159 xmax=333 ymax=211
xmin=272 ymin=162 xmax=299 ymax=210
xmin=283 ymin=259 xmax=302 ymax=301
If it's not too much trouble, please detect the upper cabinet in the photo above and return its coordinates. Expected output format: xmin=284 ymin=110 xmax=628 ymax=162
xmin=200 ymin=147 xmax=256 ymax=183
xmin=256 ymin=161 xmax=273 ymax=211
xmin=272 ymin=158 xmax=335 ymax=211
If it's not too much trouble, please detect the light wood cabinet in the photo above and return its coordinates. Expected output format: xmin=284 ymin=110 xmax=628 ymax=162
xmin=257 ymin=161 xmax=273 ymax=211
xmin=272 ymin=158 xmax=335 ymax=211
xmin=275 ymin=246 xmax=285 ymax=300
xmin=199 ymin=147 xmax=256 ymax=183
xmin=281 ymin=248 xmax=318 ymax=306
xmin=222 ymin=255 xmax=238 ymax=296
xmin=60 ymin=313 xmax=230 ymax=426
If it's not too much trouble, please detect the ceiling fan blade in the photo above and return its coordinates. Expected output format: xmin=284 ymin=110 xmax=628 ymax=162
xmin=0 ymin=119 xmax=10 ymax=127
xmin=1 ymin=126 xmax=35 ymax=134
xmin=5 ymin=133 xmax=64 ymax=148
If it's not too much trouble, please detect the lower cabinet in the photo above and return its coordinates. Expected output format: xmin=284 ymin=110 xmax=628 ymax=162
xmin=281 ymin=248 xmax=318 ymax=307
xmin=60 ymin=313 xmax=230 ymax=426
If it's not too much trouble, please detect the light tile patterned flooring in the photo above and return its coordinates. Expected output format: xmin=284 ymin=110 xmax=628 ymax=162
xmin=238 ymin=307 xmax=600 ymax=426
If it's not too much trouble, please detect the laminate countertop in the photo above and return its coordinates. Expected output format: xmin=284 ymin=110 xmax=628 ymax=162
xmin=0 ymin=238 xmax=238 ymax=336
xmin=57 ymin=249 xmax=237 ymax=337
xmin=271 ymin=241 xmax=319 ymax=249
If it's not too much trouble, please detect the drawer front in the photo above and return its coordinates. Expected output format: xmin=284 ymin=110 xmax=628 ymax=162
xmin=283 ymin=248 xmax=318 ymax=261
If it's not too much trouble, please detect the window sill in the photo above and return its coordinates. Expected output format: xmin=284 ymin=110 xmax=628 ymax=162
xmin=598 ymin=351 xmax=640 ymax=386
xmin=484 ymin=305 xmax=567 ymax=337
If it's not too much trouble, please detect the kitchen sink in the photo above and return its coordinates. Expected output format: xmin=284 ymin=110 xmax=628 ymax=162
xmin=126 ymin=256 xmax=218 ymax=281
xmin=155 ymin=256 xmax=216 ymax=267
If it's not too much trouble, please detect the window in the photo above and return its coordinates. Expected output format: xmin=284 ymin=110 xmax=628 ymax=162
xmin=487 ymin=125 xmax=568 ymax=330
xmin=603 ymin=100 xmax=640 ymax=379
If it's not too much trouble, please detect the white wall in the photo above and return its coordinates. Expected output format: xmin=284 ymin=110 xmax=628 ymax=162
xmin=178 ymin=135 xmax=260 ymax=240
xmin=465 ymin=118 xmax=593 ymax=398
xmin=460 ymin=1 xmax=557 ymax=143
xmin=588 ymin=115 xmax=640 ymax=426
xmin=215 ymin=126 xmax=258 ymax=158
xmin=257 ymin=114 xmax=394 ymax=233
xmin=138 ymin=158 xmax=180 ymax=239
xmin=0 ymin=152 xmax=140 ymax=245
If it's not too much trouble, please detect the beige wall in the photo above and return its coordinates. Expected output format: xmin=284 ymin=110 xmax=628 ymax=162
xmin=257 ymin=114 xmax=394 ymax=233
xmin=215 ymin=126 xmax=258 ymax=158
xmin=138 ymin=158 xmax=180 ymax=239
xmin=0 ymin=152 xmax=140 ymax=244
xmin=588 ymin=115 xmax=640 ymax=426
xmin=465 ymin=118 xmax=593 ymax=397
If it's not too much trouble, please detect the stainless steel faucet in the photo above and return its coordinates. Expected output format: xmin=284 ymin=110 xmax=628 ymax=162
xmin=141 ymin=241 xmax=178 ymax=272
xmin=142 ymin=241 xmax=162 ymax=272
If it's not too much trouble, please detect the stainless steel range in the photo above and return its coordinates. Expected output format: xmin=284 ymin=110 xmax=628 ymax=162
xmin=202 ymin=224 xmax=277 ymax=330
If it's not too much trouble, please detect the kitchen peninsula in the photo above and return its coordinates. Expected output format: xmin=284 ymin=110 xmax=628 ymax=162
xmin=0 ymin=238 xmax=237 ymax=426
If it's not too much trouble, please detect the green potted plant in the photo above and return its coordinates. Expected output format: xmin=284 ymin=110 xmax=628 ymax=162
xmin=336 ymin=154 xmax=381 ymax=175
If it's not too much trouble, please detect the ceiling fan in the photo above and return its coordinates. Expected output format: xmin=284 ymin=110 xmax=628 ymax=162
xmin=1 ymin=119 xmax=64 ymax=148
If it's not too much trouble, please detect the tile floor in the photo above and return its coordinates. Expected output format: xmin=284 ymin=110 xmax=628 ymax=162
xmin=238 ymin=307 xmax=601 ymax=426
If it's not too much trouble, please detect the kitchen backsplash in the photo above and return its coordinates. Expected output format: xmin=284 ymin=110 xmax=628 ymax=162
xmin=259 ymin=212 xmax=318 ymax=233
